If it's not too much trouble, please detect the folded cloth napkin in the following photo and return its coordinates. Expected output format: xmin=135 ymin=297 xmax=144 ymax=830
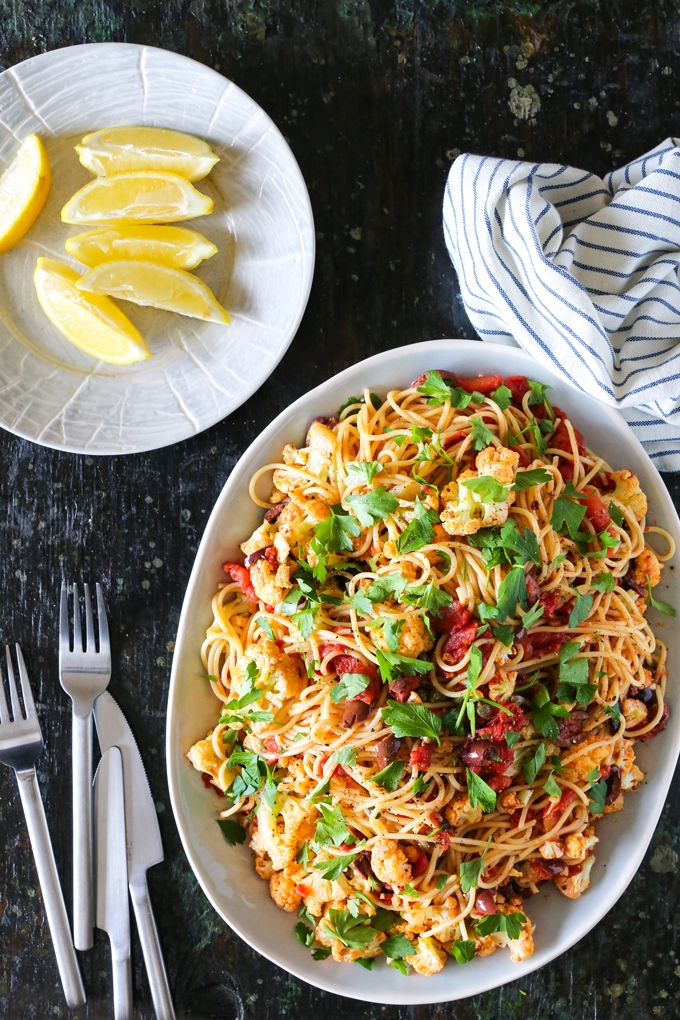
xmin=443 ymin=138 xmax=680 ymax=472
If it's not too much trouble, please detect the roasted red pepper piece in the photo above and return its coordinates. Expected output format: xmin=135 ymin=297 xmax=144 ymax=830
xmin=442 ymin=622 xmax=478 ymax=665
xmin=222 ymin=562 xmax=258 ymax=601
xmin=504 ymin=375 xmax=531 ymax=403
xmin=550 ymin=406 xmax=586 ymax=456
xmin=457 ymin=374 xmax=503 ymax=394
xmin=409 ymin=743 xmax=434 ymax=771
xmin=542 ymin=788 xmax=577 ymax=826
xmin=579 ymin=487 xmax=612 ymax=533
xmin=477 ymin=703 xmax=527 ymax=741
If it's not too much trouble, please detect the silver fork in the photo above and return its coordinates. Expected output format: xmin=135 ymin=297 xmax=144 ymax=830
xmin=59 ymin=582 xmax=111 ymax=951
xmin=0 ymin=645 xmax=86 ymax=1007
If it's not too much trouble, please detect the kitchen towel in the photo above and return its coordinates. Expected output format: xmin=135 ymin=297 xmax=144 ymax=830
xmin=443 ymin=138 xmax=680 ymax=472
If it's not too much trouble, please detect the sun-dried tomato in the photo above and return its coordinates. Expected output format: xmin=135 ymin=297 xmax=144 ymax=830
xmin=431 ymin=601 xmax=472 ymax=634
xmin=201 ymin=772 xmax=223 ymax=797
xmin=508 ymin=809 xmax=536 ymax=829
xmin=525 ymin=574 xmax=562 ymax=619
xmin=504 ymin=376 xmax=531 ymax=403
xmin=487 ymin=774 xmax=513 ymax=793
xmin=542 ymin=788 xmax=577 ymax=826
xmin=350 ymin=676 xmax=381 ymax=705
xmin=519 ymin=629 xmax=570 ymax=660
xmin=410 ymin=847 xmax=429 ymax=876
xmin=264 ymin=546 xmax=279 ymax=566
xmin=409 ymin=744 xmax=434 ymax=771
xmin=264 ymin=736 xmax=279 ymax=760
xmin=222 ymin=562 xmax=258 ymax=602
xmin=579 ymin=488 xmax=612 ymax=533
xmin=442 ymin=622 xmax=478 ymax=665
xmin=550 ymin=407 xmax=586 ymax=455
xmin=477 ymin=703 xmax=527 ymax=741
xmin=443 ymin=430 xmax=466 ymax=450
xmin=457 ymin=374 xmax=503 ymax=394
xmin=434 ymin=829 xmax=451 ymax=849
xmin=330 ymin=653 xmax=380 ymax=682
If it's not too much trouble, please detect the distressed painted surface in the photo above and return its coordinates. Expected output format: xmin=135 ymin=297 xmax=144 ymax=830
xmin=0 ymin=1 xmax=679 ymax=1017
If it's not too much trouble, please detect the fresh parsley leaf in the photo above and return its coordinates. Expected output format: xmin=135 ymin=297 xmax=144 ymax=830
xmin=588 ymin=779 xmax=607 ymax=815
xmin=382 ymin=700 xmax=442 ymax=743
xmin=332 ymin=747 xmax=358 ymax=766
xmin=557 ymin=641 xmax=596 ymax=706
xmin=521 ymin=601 xmax=545 ymax=628
xmin=308 ymin=776 xmax=331 ymax=803
xmin=371 ymin=906 xmax=396 ymax=932
xmin=569 ymin=592 xmax=593 ymax=628
xmin=405 ymin=580 xmax=453 ymax=616
xmin=314 ymin=507 xmax=361 ymax=553
xmin=293 ymin=605 xmax=318 ymax=640
xmin=330 ymin=672 xmax=371 ymax=703
xmin=217 ymin=818 xmax=246 ymax=845
xmin=531 ymin=683 xmax=569 ymax=740
xmin=323 ymin=908 xmax=376 ymax=950
xmin=476 ymin=912 xmax=527 ymax=940
xmin=459 ymin=835 xmax=492 ymax=894
xmin=513 ymin=468 xmax=552 ymax=491
xmin=466 ymin=768 xmax=497 ymax=813
xmin=450 ymin=940 xmax=477 ymax=964
xmin=345 ymin=461 xmax=384 ymax=485
xmin=411 ymin=776 xmax=427 ymax=796
xmin=491 ymin=385 xmax=512 ymax=410
xmin=311 ymin=946 xmax=332 ymax=961
xmin=647 ymin=577 xmax=676 ymax=617
xmin=314 ymin=803 xmax=351 ymax=847
xmin=609 ymin=503 xmax=624 ymax=527
xmin=448 ymin=387 xmax=473 ymax=409
xmin=338 ymin=392 xmax=382 ymax=417
xmin=604 ymin=702 xmax=622 ymax=728
xmin=416 ymin=370 xmax=456 ymax=404
xmin=527 ymin=379 xmax=551 ymax=405
xmin=356 ymin=958 xmax=374 ymax=970
xmin=371 ymin=760 xmax=405 ymax=792
xmin=381 ymin=617 xmax=405 ymax=653
xmin=367 ymin=573 xmax=410 ymax=603
xmin=375 ymin=647 xmax=433 ymax=683
xmin=494 ymin=564 xmax=528 ymax=622
xmin=436 ymin=874 xmax=447 ymax=891
xmin=295 ymin=921 xmax=315 ymax=947
xmin=296 ymin=843 xmax=309 ymax=867
xmin=468 ymin=417 xmax=496 ymax=451
xmin=411 ymin=423 xmax=433 ymax=444
xmin=256 ymin=616 xmax=276 ymax=642
xmin=461 ymin=475 xmax=509 ymax=504
xmin=505 ymin=731 xmax=522 ymax=748
xmin=551 ymin=496 xmax=587 ymax=540
xmin=591 ymin=572 xmax=615 ymax=593
xmin=523 ymin=742 xmax=547 ymax=786
xmin=346 ymin=487 xmax=399 ymax=528
xmin=543 ymin=771 xmax=562 ymax=797
xmin=382 ymin=934 xmax=413 ymax=959
xmin=492 ymin=624 xmax=514 ymax=647
xmin=396 ymin=496 xmax=439 ymax=554
xmin=314 ymin=849 xmax=363 ymax=881
xmin=499 ymin=520 xmax=541 ymax=567
xmin=390 ymin=958 xmax=408 ymax=975
xmin=350 ymin=589 xmax=373 ymax=614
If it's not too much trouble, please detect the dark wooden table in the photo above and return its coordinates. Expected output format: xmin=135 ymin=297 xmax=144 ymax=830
xmin=1 ymin=2 xmax=679 ymax=1018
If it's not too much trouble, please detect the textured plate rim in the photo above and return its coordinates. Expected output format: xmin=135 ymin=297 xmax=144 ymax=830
xmin=166 ymin=338 xmax=680 ymax=1004
xmin=0 ymin=42 xmax=315 ymax=456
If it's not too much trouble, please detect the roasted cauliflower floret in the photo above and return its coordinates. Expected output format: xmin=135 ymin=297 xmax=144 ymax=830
xmin=634 ymin=547 xmax=662 ymax=588
xmin=566 ymin=736 xmax=610 ymax=779
xmin=249 ymin=557 xmax=293 ymax=606
xmin=231 ymin=640 xmax=305 ymax=706
xmin=250 ymin=797 xmax=318 ymax=871
xmin=622 ymin=698 xmax=648 ymax=730
xmin=270 ymin=869 xmax=303 ymax=912
xmin=444 ymin=791 xmax=483 ymax=828
xmin=305 ymin=422 xmax=337 ymax=478
xmin=254 ymin=854 xmax=274 ymax=880
xmin=404 ymin=936 xmax=447 ymax=975
xmin=620 ymin=740 xmax=644 ymax=790
xmin=440 ymin=446 xmax=519 ymax=536
xmin=240 ymin=522 xmax=275 ymax=556
xmin=401 ymin=899 xmax=460 ymax=943
xmin=370 ymin=838 xmax=412 ymax=887
xmin=508 ymin=919 xmax=535 ymax=963
xmin=555 ymin=855 xmax=596 ymax=899
xmin=280 ymin=755 xmax=315 ymax=796
xmin=539 ymin=840 xmax=565 ymax=860
xmin=609 ymin=469 xmax=647 ymax=522
xmin=488 ymin=668 xmax=516 ymax=703
xmin=298 ymin=869 xmax=350 ymax=917
xmin=373 ymin=614 xmax=434 ymax=659
xmin=563 ymin=826 xmax=598 ymax=862
xmin=187 ymin=733 xmax=222 ymax=781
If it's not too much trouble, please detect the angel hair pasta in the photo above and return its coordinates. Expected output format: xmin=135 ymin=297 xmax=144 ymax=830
xmin=187 ymin=369 xmax=675 ymax=976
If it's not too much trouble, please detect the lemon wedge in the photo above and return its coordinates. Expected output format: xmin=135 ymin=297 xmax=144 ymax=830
xmin=0 ymin=134 xmax=51 ymax=254
xmin=65 ymin=226 xmax=218 ymax=270
xmin=76 ymin=260 xmax=230 ymax=324
xmin=76 ymin=127 xmax=219 ymax=181
xmin=61 ymin=172 xmax=214 ymax=225
xmin=34 ymin=257 xmax=151 ymax=364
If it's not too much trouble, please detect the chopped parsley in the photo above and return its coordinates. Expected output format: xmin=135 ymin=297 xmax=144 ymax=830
xmin=396 ymin=496 xmax=439 ymax=554
xmin=382 ymin=700 xmax=442 ymax=743
xmin=331 ymin=747 xmax=357 ymax=766
xmin=450 ymin=940 xmax=477 ymax=964
xmin=217 ymin=818 xmax=246 ymax=845
xmin=556 ymin=640 xmax=597 ymax=706
xmin=476 ymin=912 xmax=526 ymax=940
xmin=314 ymin=803 xmax=351 ymax=847
xmin=381 ymin=933 xmax=413 ymax=960
xmin=491 ymin=385 xmax=512 ymax=410
xmin=461 ymin=475 xmax=509 ymax=503
xmin=513 ymin=467 xmax=552 ymax=490
xmin=322 ymin=908 xmax=377 ymax=950
xmin=468 ymin=416 xmax=496 ymax=451
xmin=459 ymin=835 xmax=492 ymax=894
xmin=591 ymin=572 xmax=615 ymax=593
xmin=646 ymin=577 xmax=676 ymax=617
xmin=345 ymin=461 xmax=384 ymax=485
xmin=531 ymin=683 xmax=569 ymax=741
xmin=568 ymin=591 xmax=593 ymax=628
xmin=330 ymin=672 xmax=371 ymax=703
xmin=371 ymin=760 xmax=405 ymax=791
xmin=466 ymin=768 xmax=497 ymax=813
xmin=346 ymin=487 xmax=399 ymax=528
xmin=314 ymin=506 xmax=360 ymax=554
xmin=375 ymin=647 xmax=433 ymax=683
xmin=551 ymin=495 xmax=587 ymax=541
xmin=313 ymin=848 xmax=364 ymax=881
xmin=522 ymin=741 xmax=546 ymax=786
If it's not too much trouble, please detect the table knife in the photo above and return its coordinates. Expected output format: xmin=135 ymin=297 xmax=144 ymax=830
xmin=94 ymin=692 xmax=176 ymax=1020
xmin=94 ymin=746 xmax=132 ymax=1020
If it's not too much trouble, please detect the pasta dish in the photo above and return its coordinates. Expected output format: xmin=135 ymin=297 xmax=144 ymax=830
xmin=188 ymin=369 xmax=674 ymax=975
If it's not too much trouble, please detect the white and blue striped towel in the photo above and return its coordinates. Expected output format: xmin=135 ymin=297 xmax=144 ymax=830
xmin=443 ymin=138 xmax=680 ymax=472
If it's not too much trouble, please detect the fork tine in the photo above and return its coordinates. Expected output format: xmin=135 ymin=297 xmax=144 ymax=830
xmin=95 ymin=584 xmax=109 ymax=656
xmin=72 ymin=582 xmax=82 ymax=652
xmin=0 ymin=653 xmax=8 ymax=723
xmin=15 ymin=644 xmax=36 ymax=719
xmin=83 ymin=584 xmax=95 ymax=652
xmin=5 ymin=644 xmax=22 ymax=721
xmin=60 ymin=582 xmax=70 ymax=652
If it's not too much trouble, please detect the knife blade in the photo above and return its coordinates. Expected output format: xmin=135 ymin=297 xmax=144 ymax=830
xmin=94 ymin=746 xmax=132 ymax=1020
xmin=94 ymin=692 xmax=175 ymax=1020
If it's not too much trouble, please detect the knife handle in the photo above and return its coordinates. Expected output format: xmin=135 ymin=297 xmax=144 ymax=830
xmin=112 ymin=949 xmax=133 ymax=1020
xmin=130 ymin=880 xmax=176 ymax=1020
xmin=16 ymin=768 xmax=86 ymax=1008
xmin=72 ymin=710 xmax=94 ymax=950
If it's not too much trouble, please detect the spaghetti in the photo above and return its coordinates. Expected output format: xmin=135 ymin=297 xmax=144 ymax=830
xmin=188 ymin=370 xmax=674 ymax=975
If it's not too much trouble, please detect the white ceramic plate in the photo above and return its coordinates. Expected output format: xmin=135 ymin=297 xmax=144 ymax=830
xmin=0 ymin=43 xmax=314 ymax=454
xmin=167 ymin=339 xmax=680 ymax=1004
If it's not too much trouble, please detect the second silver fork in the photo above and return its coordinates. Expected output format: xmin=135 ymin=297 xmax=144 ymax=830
xmin=59 ymin=582 xmax=111 ymax=952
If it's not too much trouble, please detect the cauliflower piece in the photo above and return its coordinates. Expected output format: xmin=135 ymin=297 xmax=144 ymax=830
xmin=404 ymin=936 xmax=447 ymax=975
xmin=250 ymin=797 xmax=318 ymax=871
xmin=270 ymin=869 xmax=303 ymax=912
xmin=475 ymin=445 xmax=520 ymax=487
xmin=373 ymin=614 xmax=433 ymax=659
xmin=298 ymin=869 xmax=350 ymax=917
xmin=370 ymin=838 xmax=412 ymax=887
xmin=445 ymin=791 xmax=483 ymax=828
xmin=634 ymin=547 xmax=662 ymax=588
xmin=440 ymin=447 xmax=519 ymax=536
xmin=187 ymin=733 xmax=222 ymax=781
xmin=500 ymin=790 xmax=521 ymax=812
xmin=566 ymin=736 xmax=610 ymax=779
xmin=305 ymin=422 xmax=337 ymax=478
xmin=508 ymin=919 xmax=535 ymax=963
xmin=564 ymin=826 xmax=598 ymax=862
xmin=539 ymin=840 xmax=565 ymax=860
xmin=475 ymin=933 xmax=504 ymax=957
xmin=280 ymin=755 xmax=315 ymax=797
xmin=250 ymin=558 xmax=293 ymax=607
xmin=620 ymin=740 xmax=644 ymax=791
xmin=489 ymin=668 xmax=516 ymax=703
xmin=609 ymin=470 xmax=647 ymax=522
xmin=401 ymin=899 xmax=461 ymax=943
xmin=555 ymin=855 xmax=596 ymax=899
xmin=232 ymin=640 xmax=305 ymax=706
xmin=622 ymin=698 xmax=648 ymax=730
xmin=254 ymin=854 xmax=274 ymax=880
xmin=240 ymin=522 xmax=274 ymax=556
